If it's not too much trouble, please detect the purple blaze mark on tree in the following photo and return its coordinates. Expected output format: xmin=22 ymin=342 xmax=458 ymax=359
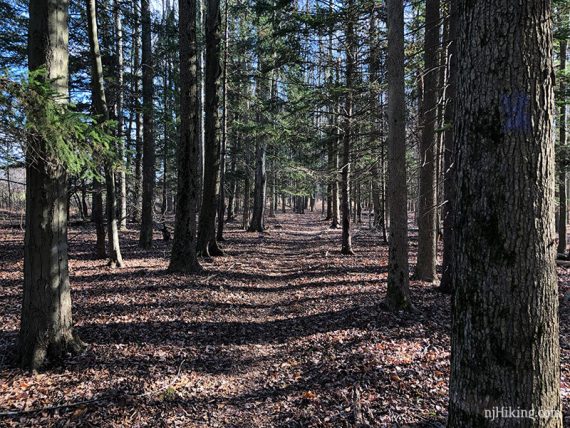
xmin=501 ymin=91 xmax=530 ymax=133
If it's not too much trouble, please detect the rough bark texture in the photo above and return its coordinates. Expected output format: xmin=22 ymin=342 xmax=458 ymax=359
xmin=248 ymin=59 xmax=270 ymax=233
xmin=385 ymin=0 xmax=411 ymax=311
xmin=414 ymin=0 xmax=439 ymax=282
xmin=558 ymin=39 xmax=567 ymax=255
xmin=331 ymin=123 xmax=340 ymax=229
xmin=169 ymin=0 xmax=202 ymax=273
xmin=340 ymin=0 xmax=355 ymax=255
xmin=92 ymin=180 xmax=106 ymax=257
xmin=114 ymin=0 xmax=127 ymax=231
xmin=131 ymin=0 xmax=142 ymax=223
xmin=369 ymin=5 xmax=387 ymax=243
xmin=139 ymin=0 xmax=155 ymax=249
xmin=197 ymin=0 xmax=224 ymax=256
xmin=439 ymin=0 xmax=457 ymax=294
xmin=19 ymin=0 xmax=84 ymax=370
xmin=448 ymin=1 xmax=561 ymax=426
xmin=217 ymin=0 xmax=229 ymax=241
xmin=227 ymin=137 xmax=238 ymax=221
xmin=86 ymin=0 xmax=124 ymax=269
xmin=248 ymin=137 xmax=266 ymax=232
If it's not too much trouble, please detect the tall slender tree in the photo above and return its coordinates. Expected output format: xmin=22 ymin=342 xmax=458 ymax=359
xmin=448 ymin=1 xmax=561 ymax=425
xmin=170 ymin=0 xmax=202 ymax=273
xmin=114 ymin=0 xmax=127 ymax=231
xmin=385 ymin=0 xmax=412 ymax=310
xmin=439 ymin=0 xmax=457 ymax=294
xmin=217 ymin=0 xmax=229 ymax=241
xmin=131 ymin=0 xmax=143 ymax=223
xmin=139 ymin=0 xmax=156 ymax=249
xmin=340 ymin=0 xmax=355 ymax=255
xmin=197 ymin=0 xmax=224 ymax=256
xmin=415 ymin=0 xmax=439 ymax=282
xmin=86 ymin=0 xmax=124 ymax=268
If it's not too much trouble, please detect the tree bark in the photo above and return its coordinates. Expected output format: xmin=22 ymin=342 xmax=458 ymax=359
xmin=131 ymin=0 xmax=143 ymax=223
xmin=197 ymin=0 xmax=224 ymax=256
xmin=217 ymin=0 xmax=229 ymax=241
xmin=340 ymin=0 xmax=355 ymax=255
xmin=439 ymin=0 xmax=457 ymax=294
xmin=385 ymin=0 xmax=412 ymax=310
xmin=19 ymin=0 xmax=85 ymax=370
xmin=558 ymin=39 xmax=567 ymax=255
xmin=414 ymin=0 xmax=439 ymax=282
xmin=114 ymin=0 xmax=127 ymax=231
xmin=448 ymin=1 xmax=561 ymax=426
xmin=169 ymin=0 xmax=202 ymax=273
xmin=139 ymin=0 xmax=155 ymax=249
xmin=227 ymin=136 xmax=238 ymax=220
xmin=248 ymin=57 xmax=273 ymax=233
xmin=86 ymin=0 xmax=124 ymax=268
xmin=248 ymin=139 xmax=267 ymax=231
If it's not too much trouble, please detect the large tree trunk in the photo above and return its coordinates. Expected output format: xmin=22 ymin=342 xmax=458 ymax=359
xmin=19 ymin=0 xmax=84 ymax=370
xmin=448 ymin=1 xmax=561 ymax=426
xmin=414 ymin=0 xmax=439 ymax=282
xmin=558 ymin=39 xmax=567 ymax=255
xmin=385 ymin=0 xmax=412 ymax=310
xmin=169 ymin=0 xmax=202 ymax=273
xmin=86 ymin=0 xmax=124 ymax=268
xmin=139 ymin=0 xmax=155 ymax=249
xmin=340 ymin=0 xmax=355 ymax=255
xmin=197 ymin=0 xmax=224 ymax=256
xmin=438 ymin=1 xmax=457 ymax=294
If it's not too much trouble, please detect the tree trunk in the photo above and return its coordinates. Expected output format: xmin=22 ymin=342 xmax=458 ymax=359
xmin=217 ymin=0 xmax=229 ymax=242
xmin=86 ymin=0 xmax=124 ymax=268
xmin=248 ymin=61 xmax=271 ymax=233
xmin=92 ymin=181 xmax=106 ymax=256
xmin=248 ymin=138 xmax=267 ymax=231
xmin=439 ymin=0 xmax=457 ymax=294
xmin=81 ymin=179 xmax=89 ymax=218
xmin=131 ymin=0 xmax=143 ymax=223
xmin=197 ymin=0 xmax=224 ymax=256
xmin=196 ymin=0 xmax=205 ymax=214
xmin=448 ymin=1 xmax=561 ymax=426
xmin=340 ymin=0 xmax=355 ymax=255
xmin=414 ymin=0 xmax=439 ymax=282
xmin=19 ymin=0 xmax=85 ymax=370
xmin=139 ymin=0 xmax=155 ymax=249
xmin=114 ymin=0 xmax=127 ymax=231
xmin=385 ymin=0 xmax=412 ymax=310
xmin=227 ymin=137 xmax=238 ymax=220
xmin=558 ymin=39 xmax=567 ymax=255
xmin=169 ymin=0 xmax=202 ymax=273
xmin=242 ymin=147 xmax=251 ymax=230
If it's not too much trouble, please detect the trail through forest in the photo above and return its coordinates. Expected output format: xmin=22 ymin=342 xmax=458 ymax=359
xmin=1 ymin=212 xmax=569 ymax=426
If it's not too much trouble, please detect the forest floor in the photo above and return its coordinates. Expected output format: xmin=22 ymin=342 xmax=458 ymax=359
xmin=1 ymin=211 xmax=570 ymax=427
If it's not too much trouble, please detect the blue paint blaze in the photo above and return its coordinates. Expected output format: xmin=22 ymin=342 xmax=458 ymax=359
xmin=500 ymin=92 xmax=530 ymax=133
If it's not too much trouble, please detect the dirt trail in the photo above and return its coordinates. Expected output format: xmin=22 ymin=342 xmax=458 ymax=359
xmin=2 ymin=212 xmax=567 ymax=426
